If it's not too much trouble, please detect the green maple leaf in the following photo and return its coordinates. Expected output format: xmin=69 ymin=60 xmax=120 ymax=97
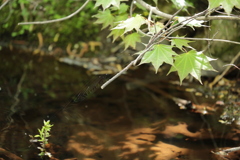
xmin=208 ymin=0 xmax=240 ymax=15
xmin=208 ymin=0 xmax=220 ymax=9
xmin=93 ymin=9 xmax=115 ymax=29
xmin=95 ymin=0 xmax=124 ymax=10
xmin=122 ymin=32 xmax=141 ymax=50
xmin=221 ymin=0 xmax=240 ymax=15
xmin=140 ymin=44 xmax=177 ymax=73
xmin=113 ymin=14 xmax=146 ymax=33
xmin=118 ymin=3 xmax=129 ymax=14
xmin=171 ymin=37 xmax=193 ymax=51
xmin=108 ymin=29 xmax=125 ymax=42
xmin=168 ymin=50 xmax=216 ymax=84
xmin=115 ymin=14 xmax=129 ymax=23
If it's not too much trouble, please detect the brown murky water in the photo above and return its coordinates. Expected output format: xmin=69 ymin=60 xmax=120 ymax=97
xmin=0 ymin=48 xmax=239 ymax=160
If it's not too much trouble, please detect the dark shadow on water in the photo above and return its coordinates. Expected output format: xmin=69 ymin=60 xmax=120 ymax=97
xmin=0 ymin=48 xmax=239 ymax=160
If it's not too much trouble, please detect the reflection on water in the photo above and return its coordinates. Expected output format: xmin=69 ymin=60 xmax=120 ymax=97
xmin=0 ymin=48 xmax=239 ymax=160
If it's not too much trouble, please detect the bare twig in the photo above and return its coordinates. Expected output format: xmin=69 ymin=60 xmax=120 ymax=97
xmin=18 ymin=0 xmax=90 ymax=25
xmin=165 ymin=36 xmax=240 ymax=45
xmin=135 ymin=0 xmax=173 ymax=19
xmin=149 ymin=8 xmax=208 ymax=47
xmin=223 ymin=64 xmax=240 ymax=70
xmin=135 ymin=0 xmax=240 ymax=20
xmin=147 ymin=6 xmax=153 ymax=30
xmin=101 ymin=61 xmax=135 ymax=89
xmin=212 ymin=146 xmax=240 ymax=157
xmin=0 ymin=0 xmax=10 ymax=10
xmin=221 ymin=146 xmax=240 ymax=153
xmin=148 ymin=6 xmax=185 ymax=47
xmin=130 ymin=0 xmax=135 ymax=17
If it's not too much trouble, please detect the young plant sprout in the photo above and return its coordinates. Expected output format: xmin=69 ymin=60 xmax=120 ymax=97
xmin=30 ymin=120 xmax=54 ymax=158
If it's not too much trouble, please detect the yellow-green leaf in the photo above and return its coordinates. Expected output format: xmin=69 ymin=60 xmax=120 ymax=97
xmin=208 ymin=0 xmax=240 ymax=15
xmin=123 ymin=32 xmax=141 ymax=50
xmin=118 ymin=3 xmax=129 ymax=14
xmin=168 ymin=50 xmax=216 ymax=84
xmin=113 ymin=14 xmax=146 ymax=33
xmin=108 ymin=29 xmax=125 ymax=42
xmin=171 ymin=37 xmax=193 ymax=51
xmin=140 ymin=44 xmax=177 ymax=73
xmin=93 ymin=9 xmax=115 ymax=29
xmin=95 ymin=0 xmax=124 ymax=10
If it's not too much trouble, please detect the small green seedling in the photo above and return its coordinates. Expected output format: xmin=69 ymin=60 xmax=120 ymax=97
xmin=30 ymin=120 xmax=54 ymax=158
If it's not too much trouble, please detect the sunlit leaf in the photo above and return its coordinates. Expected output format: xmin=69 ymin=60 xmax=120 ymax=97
xmin=93 ymin=9 xmax=115 ymax=29
xmin=168 ymin=50 xmax=216 ymax=84
xmin=123 ymin=32 xmax=141 ymax=50
xmin=171 ymin=0 xmax=186 ymax=8
xmin=95 ymin=0 xmax=124 ymax=10
xmin=113 ymin=14 xmax=146 ymax=33
xmin=178 ymin=17 xmax=206 ymax=30
xmin=140 ymin=44 xmax=177 ymax=73
xmin=171 ymin=36 xmax=193 ymax=51
xmin=221 ymin=0 xmax=240 ymax=15
xmin=208 ymin=0 xmax=240 ymax=15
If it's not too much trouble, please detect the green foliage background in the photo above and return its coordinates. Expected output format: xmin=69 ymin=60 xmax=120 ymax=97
xmin=1 ymin=0 xmax=239 ymax=65
xmin=0 ymin=0 xmax=100 ymax=44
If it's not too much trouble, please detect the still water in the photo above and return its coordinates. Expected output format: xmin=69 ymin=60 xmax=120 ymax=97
xmin=0 ymin=48 xmax=239 ymax=160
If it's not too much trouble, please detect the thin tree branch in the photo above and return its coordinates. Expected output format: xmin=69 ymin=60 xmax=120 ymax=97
xmin=148 ymin=8 xmax=208 ymax=49
xmin=101 ymin=61 xmax=135 ymax=89
xmin=18 ymin=0 xmax=91 ymax=25
xmin=166 ymin=36 xmax=240 ymax=45
xmin=135 ymin=0 xmax=240 ymax=20
xmin=130 ymin=0 xmax=134 ymax=17
xmin=148 ymin=6 xmax=185 ymax=48
xmin=212 ymin=146 xmax=240 ymax=156
xmin=135 ymin=0 xmax=173 ymax=19
xmin=0 ymin=0 xmax=10 ymax=10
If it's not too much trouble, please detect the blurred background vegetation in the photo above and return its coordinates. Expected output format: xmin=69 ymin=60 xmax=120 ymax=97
xmin=1 ymin=0 xmax=100 ymax=45
xmin=0 ymin=0 xmax=239 ymax=61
